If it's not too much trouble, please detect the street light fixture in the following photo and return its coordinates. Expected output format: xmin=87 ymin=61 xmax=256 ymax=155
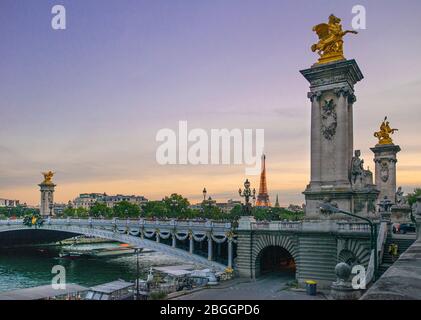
xmin=202 ymin=188 xmax=207 ymax=201
xmin=239 ymin=179 xmax=256 ymax=216
xmin=134 ymin=246 xmax=143 ymax=300
xmin=319 ymin=201 xmax=378 ymax=281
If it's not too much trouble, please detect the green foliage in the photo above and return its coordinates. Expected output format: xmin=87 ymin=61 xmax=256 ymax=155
xmin=142 ymin=201 xmax=168 ymax=218
xmin=112 ymin=201 xmax=141 ymax=218
xmin=228 ymin=204 xmax=243 ymax=221
xmin=407 ymin=188 xmax=421 ymax=206
xmin=89 ymin=202 xmax=112 ymax=218
xmin=0 ymin=206 xmax=39 ymax=218
xmin=63 ymin=207 xmax=89 ymax=218
xmin=250 ymin=207 xmax=304 ymax=221
xmin=149 ymin=291 xmax=167 ymax=300
xmin=162 ymin=194 xmax=190 ymax=218
xmin=62 ymin=207 xmax=76 ymax=217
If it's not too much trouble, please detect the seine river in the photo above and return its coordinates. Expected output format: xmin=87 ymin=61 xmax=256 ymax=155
xmin=0 ymin=243 xmax=186 ymax=293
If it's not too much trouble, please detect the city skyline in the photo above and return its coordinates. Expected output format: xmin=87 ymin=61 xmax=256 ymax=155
xmin=1 ymin=0 xmax=421 ymax=206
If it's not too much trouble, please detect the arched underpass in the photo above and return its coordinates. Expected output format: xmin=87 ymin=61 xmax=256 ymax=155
xmin=257 ymin=246 xmax=296 ymax=278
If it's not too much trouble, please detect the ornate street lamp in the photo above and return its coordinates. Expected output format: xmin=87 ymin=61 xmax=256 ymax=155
xmin=170 ymin=199 xmax=178 ymax=217
xmin=238 ymin=179 xmax=256 ymax=216
xmin=134 ymin=246 xmax=142 ymax=300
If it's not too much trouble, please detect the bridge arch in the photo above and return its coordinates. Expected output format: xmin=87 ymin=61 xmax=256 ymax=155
xmin=0 ymin=225 xmax=227 ymax=271
xmin=251 ymin=234 xmax=298 ymax=278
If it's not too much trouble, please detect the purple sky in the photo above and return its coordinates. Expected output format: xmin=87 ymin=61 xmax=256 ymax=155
xmin=1 ymin=0 xmax=421 ymax=205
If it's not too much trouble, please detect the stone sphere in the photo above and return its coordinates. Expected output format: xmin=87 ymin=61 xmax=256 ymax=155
xmin=335 ymin=262 xmax=351 ymax=281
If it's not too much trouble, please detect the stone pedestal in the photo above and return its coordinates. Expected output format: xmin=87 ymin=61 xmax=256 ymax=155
xmin=330 ymin=262 xmax=363 ymax=300
xmin=370 ymin=144 xmax=401 ymax=204
xmin=39 ymin=182 xmax=56 ymax=216
xmin=391 ymin=205 xmax=412 ymax=223
xmin=330 ymin=282 xmax=363 ymax=300
xmin=237 ymin=216 xmax=256 ymax=230
xmin=301 ymin=60 xmax=379 ymax=217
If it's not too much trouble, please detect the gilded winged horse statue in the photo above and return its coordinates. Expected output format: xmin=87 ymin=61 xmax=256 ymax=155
xmin=311 ymin=14 xmax=358 ymax=65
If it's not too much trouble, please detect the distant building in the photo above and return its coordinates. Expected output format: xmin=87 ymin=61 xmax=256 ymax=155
xmin=53 ymin=203 xmax=69 ymax=216
xmin=73 ymin=193 xmax=106 ymax=209
xmin=255 ymin=155 xmax=271 ymax=207
xmin=0 ymin=198 xmax=20 ymax=207
xmin=216 ymin=199 xmax=242 ymax=213
xmin=73 ymin=193 xmax=148 ymax=209
xmin=190 ymin=199 xmax=242 ymax=214
xmin=287 ymin=204 xmax=305 ymax=213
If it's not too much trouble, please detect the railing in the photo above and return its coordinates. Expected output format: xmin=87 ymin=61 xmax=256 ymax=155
xmin=337 ymin=222 xmax=371 ymax=232
xmin=0 ymin=217 xmax=232 ymax=232
xmin=251 ymin=221 xmax=302 ymax=231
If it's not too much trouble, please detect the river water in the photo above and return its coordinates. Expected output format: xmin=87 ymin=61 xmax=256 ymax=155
xmin=0 ymin=242 xmax=187 ymax=293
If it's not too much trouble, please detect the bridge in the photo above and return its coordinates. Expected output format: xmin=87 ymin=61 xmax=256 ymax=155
xmin=0 ymin=216 xmax=397 ymax=288
xmin=0 ymin=218 xmax=235 ymax=272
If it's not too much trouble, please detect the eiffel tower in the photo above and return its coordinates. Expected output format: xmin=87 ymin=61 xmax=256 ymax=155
xmin=255 ymin=154 xmax=271 ymax=207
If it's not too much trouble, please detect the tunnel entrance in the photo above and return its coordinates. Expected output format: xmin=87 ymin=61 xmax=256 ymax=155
xmin=258 ymin=246 xmax=296 ymax=276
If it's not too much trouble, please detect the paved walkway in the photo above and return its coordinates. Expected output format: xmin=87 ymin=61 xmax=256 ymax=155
xmin=173 ymin=273 xmax=327 ymax=300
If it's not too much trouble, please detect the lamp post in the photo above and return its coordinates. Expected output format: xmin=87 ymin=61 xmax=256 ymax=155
xmin=319 ymin=202 xmax=378 ymax=281
xmin=134 ymin=247 xmax=142 ymax=300
xmin=170 ymin=199 xmax=178 ymax=218
xmin=238 ymin=179 xmax=256 ymax=216
xmin=203 ymin=188 xmax=207 ymax=201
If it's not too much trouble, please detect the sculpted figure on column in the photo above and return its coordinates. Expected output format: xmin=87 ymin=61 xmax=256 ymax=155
xmin=374 ymin=117 xmax=398 ymax=145
xmin=395 ymin=187 xmax=407 ymax=206
xmin=311 ymin=14 xmax=358 ymax=64
xmin=350 ymin=150 xmax=365 ymax=186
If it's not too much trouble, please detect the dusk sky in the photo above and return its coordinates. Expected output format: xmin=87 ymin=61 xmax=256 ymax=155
xmin=1 ymin=0 xmax=421 ymax=206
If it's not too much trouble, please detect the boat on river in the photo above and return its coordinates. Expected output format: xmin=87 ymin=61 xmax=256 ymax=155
xmin=58 ymin=244 xmax=141 ymax=259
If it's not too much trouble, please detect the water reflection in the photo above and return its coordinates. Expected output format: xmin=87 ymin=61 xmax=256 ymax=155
xmin=0 ymin=242 xmax=187 ymax=292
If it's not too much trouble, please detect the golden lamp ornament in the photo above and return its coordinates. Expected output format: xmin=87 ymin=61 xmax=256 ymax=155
xmin=311 ymin=14 xmax=358 ymax=65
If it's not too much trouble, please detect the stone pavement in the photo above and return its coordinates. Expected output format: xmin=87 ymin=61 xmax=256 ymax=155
xmin=172 ymin=274 xmax=327 ymax=300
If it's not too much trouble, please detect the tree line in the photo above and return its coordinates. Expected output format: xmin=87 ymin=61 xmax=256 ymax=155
xmin=0 ymin=193 xmax=306 ymax=222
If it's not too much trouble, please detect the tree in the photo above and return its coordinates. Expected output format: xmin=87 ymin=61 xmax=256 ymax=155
xmin=143 ymin=201 xmax=168 ymax=219
xmin=407 ymin=188 xmax=421 ymax=206
xmin=113 ymin=201 xmax=141 ymax=218
xmin=89 ymin=202 xmax=112 ymax=218
xmin=75 ymin=207 xmax=89 ymax=218
xmin=162 ymin=194 xmax=190 ymax=218
xmin=202 ymin=205 xmax=224 ymax=220
xmin=228 ymin=204 xmax=243 ymax=221
xmin=63 ymin=207 xmax=76 ymax=217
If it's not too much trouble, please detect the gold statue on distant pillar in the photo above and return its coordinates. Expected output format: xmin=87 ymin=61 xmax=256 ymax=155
xmin=311 ymin=14 xmax=358 ymax=65
xmin=41 ymin=171 xmax=55 ymax=185
xmin=374 ymin=117 xmax=398 ymax=145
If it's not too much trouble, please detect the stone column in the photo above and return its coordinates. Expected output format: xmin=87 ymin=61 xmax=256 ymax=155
xmin=370 ymin=144 xmax=401 ymax=203
xmin=207 ymin=235 xmax=213 ymax=261
xmin=309 ymin=91 xmax=322 ymax=189
xmin=334 ymin=88 xmax=351 ymax=187
xmin=300 ymin=60 xmax=363 ymax=215
xmin=156 ymin=231 xmax=160 ymax=243
xmin=189 ymin=234 xmax=194 ymax=254
xmin=39 ymin=182 xmax=56 ymax=216
xmin=228 ymin=239 xmax=233 ymax=269
xmin=172 ymin=233 xmax=176 ymax=248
